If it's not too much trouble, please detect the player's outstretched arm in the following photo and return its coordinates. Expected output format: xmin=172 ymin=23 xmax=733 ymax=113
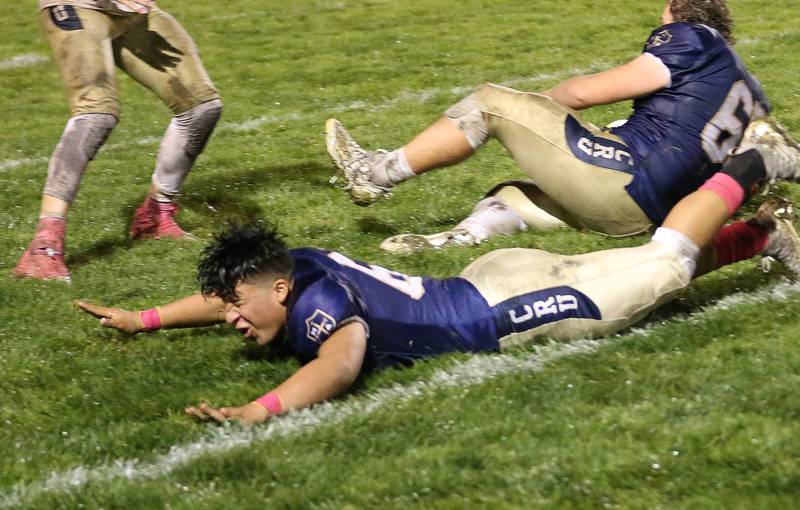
xmin=76 ymin=292 xmax=226 ymax=335
xmin=186 ymin=321 xmax=367 ymax=425
xmin=543 ymin=54 xmax=670 ymax=110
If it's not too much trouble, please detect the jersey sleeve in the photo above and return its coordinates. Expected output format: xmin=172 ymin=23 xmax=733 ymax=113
xmin=287 ymin=277 xmax=367 ymax=362
xmin=642 ymin=24 xmax=713 ymax=88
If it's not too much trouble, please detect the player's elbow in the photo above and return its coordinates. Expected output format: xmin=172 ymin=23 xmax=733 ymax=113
xmin=323 ymin=355 xmax=362 ymax=399
xmin=336 ymin=340 xmax=366 ymax=389
xmin=325 ymin=323 xmax=367 ymax=393
xmin=549 ymin=81 xmax=594 ymax=110
xmin=335 ymin=363 xmax=361 ymax=393
xmin=561 ymin=83 xmax=595 ymax=110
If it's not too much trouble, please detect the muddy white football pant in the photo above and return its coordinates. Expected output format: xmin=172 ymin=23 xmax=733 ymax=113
xmin=460 ymin=241 xmax=690 ymax=348
xmin=445 ymin=84 xmax=652 ymax=236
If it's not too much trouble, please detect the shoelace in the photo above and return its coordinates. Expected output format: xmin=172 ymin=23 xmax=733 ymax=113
xmin=32 ymin=247 xmax=63 ymax=258
xmin=759 ymin=256 xmax=775 ymax=273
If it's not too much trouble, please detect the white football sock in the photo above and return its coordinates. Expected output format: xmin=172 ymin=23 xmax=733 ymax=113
xmin=372 ymin=148 xmax=415 ymax=188
xmin=651 ymin=227 xmax=700 ymax=279
xmin=456 ymin=197 xmax=527 ymax=242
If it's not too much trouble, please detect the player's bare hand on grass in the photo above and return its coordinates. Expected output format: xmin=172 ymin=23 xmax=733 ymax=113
xmin=75 ymin=300 xmax=144 ymax=335
xmin=112 ymin=0 xmax=156 ymax=14
xmin=184 ymin=402 xmax=268 ymax=425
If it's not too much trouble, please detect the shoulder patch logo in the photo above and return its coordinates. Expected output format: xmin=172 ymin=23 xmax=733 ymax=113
xmin=646 ymin=29 xmax=673 ymax=48
xmin=305 ymin=309 xmax=336 ymax=343
xmin=48 ymin=6 xmax=83 ymax=31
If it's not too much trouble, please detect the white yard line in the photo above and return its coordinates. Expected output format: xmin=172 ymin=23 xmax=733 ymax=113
xmin=2 ymin=278 xmax=798 ymax=508
xmin=0 ymin=64 xmax=604 ymax=173
xmin=0 ymin=138 xmax=162 ymax=172
xmin=0 ymin=157 xmax=48 ymax=172
xmin=0 ymin=53 xmax=48 ymax=71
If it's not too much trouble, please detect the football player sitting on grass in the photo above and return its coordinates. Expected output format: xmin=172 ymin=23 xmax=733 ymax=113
xmin=78 ymin=141 xmax=800 ymax=425
xmin=325 ymin=0 xmax=800 ymax=255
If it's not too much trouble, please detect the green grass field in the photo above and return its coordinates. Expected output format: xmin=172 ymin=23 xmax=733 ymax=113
xmin=2 ymin=1 xmax=799 ymax=508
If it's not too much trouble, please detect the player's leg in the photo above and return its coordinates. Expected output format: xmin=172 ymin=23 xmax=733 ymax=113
xmin=459 ymin=208 xmax=745 ymax=346
xmin=380 ymin=180 xmax=569 ymax=254
xmin=661 ymin=137 xmax=800 ymax=277
xmin=464 ymin=146 xmax=799 ymax=345
xmin=324 ymin=118 xmax=421 ymax=206
xmin=471 ymin=197 xmax=800 ymax=347
xmin=327 ymin=84 xmax=651 ymax=239
xmin=325 ymin=86 xmax=497 ymax=205
xmin=472 ymin=85 xmax=651 ymax=235
xmin=377 ymin=89 xmax=642 ymax=252
xmin=113 ymin=8 xmax=222 ymax=239
xmin=461 ymin=242 xmax=691 ymax=346
xmin=15 ymin=7 xmax=121 ymax=282
xmin=699 ymin=196 xmax=800 ymax=277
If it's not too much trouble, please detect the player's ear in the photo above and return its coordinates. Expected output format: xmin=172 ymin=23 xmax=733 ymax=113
xmin=272 ymin=278 xmax=290 ymax=303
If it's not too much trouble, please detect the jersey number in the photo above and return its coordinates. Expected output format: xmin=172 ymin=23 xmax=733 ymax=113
xmin=701 ymin=81 xmax=758 ymax=163
xmin=328 ymin=252 xmax=426 ymax=300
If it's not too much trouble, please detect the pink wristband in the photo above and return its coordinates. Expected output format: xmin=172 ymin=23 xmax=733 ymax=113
xmin=254 ymin=392 xmax=283 ymax=414
xmin=699 ymin=172 xmax=745 ymax=216
xmin=139 ymin=308 xmax=162 ymax=331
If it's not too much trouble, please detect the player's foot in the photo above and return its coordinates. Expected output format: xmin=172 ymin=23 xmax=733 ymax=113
xmin=748 ymin=195 xmax=800 ymax=276
xmin=380 ymin=229 xmax=479 ymax=254
xmin=14 ymin=218 xmax=70 ymax=282
xmin=740 ymin=118 xmax=800 ymax=182
xmin=130 ymin=195 xmax=194 ymax=240
xmin=380 ymin=196 xmax=527 ymax=254
xmin=325 ymin=118 xmax=392 ymax=206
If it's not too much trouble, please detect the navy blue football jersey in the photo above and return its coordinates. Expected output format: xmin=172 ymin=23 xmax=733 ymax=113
xmin=284 ymin=248 xmax=500 ymax=371
xmin=612 ymin=22 xmax=769 ymax=223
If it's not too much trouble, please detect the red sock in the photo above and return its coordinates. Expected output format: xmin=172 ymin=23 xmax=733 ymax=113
xmin=712 ymin=221 xmax=769 ymax=268
xmin=34 ymin=216 xmax=66 ymax=243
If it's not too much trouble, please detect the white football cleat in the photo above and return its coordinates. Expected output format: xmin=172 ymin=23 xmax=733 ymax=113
xmin=748 ymin=195 xmax=800 ymax=277
xmin=738 ymin=118 xmax=800 ymax=183
xmin=325 ymin=118 xmax=392 ymax=206
xmin=380 ymin=229 xmax=479 ymax=254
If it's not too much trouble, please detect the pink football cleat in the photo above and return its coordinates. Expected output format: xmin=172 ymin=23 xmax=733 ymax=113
xmin=130 ymin=195 xmax=193 ymax=240
xmin=14 ymin=218 xmax=71 ymax=282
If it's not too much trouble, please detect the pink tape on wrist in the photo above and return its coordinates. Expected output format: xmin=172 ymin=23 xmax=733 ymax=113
xmin=699 ymin=173 xmax=745 ymax=215
xmin=139 ymin=308 xmax=162 ymax=331
xmin=254 ymin=392 xmax=283 ymax=415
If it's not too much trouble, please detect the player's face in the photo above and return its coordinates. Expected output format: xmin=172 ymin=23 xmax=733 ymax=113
xmin=661 ymin=2 xmax=674 ymax=24
xmin=224 ymin=279 xmax=290 ymax=346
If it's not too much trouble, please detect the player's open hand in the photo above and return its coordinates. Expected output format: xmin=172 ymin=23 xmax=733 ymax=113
xmin=184 ymin=402 xmax=269 ymax=425
xmin=75 ymin=300 xmax=144 ymax=335
xmin=112 ymin=0 xmax=156 ymax=14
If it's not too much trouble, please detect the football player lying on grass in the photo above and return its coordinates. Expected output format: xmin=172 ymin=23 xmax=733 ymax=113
xmin=78 ymin=147 xmax=800 ymax=425
xmin=325 ymin=1 xmax=800 ymax=255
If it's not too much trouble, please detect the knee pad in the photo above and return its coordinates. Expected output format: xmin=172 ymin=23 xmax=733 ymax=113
xmin=152 ymin=99 xmax=222 ymax=197
xmin=71 ymin=113 xmax=118 ymax=160
xmin=43 ymin=113 xmax=118 ymax=202
xmin=177 ymin=98 xmax=223 ymax=158
xmin=444 ymin=90 xmax=489 ymax=149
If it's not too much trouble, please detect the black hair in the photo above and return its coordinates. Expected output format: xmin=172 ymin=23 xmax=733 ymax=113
xmin=197 ymin=222 xmax=294 ymax=302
